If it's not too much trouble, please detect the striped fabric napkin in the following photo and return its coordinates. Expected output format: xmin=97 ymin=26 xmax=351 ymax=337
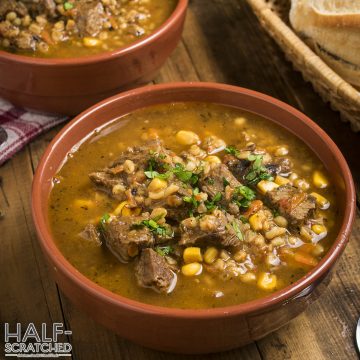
xmin=0 ymin=98 xmax=67 ymax=166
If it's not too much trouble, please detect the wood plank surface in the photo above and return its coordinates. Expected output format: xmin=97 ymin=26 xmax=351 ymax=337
xmin=1 ymin=1 xmax=359 ymax=359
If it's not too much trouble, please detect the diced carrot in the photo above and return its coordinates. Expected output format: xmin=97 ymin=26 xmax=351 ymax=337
xmin=243 ymin=199 xmax=263 ymax=217
xmin=41 ymin=30 xmax=54 ymax=45
xmin=299 ymin=243 xmax=316 ymax=254
xmin=294 ymin=251 xmax=318 ymax=267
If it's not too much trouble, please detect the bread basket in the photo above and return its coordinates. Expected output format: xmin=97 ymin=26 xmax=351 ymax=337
xmin=247 ymin=0 xmax=360 ymax=132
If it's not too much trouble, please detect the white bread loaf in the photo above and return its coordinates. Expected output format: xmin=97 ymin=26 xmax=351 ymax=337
xmin=289 ymin=0 xmax=360 ymax=89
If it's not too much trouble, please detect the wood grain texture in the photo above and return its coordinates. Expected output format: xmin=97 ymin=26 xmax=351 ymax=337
xmin=0 ymin=1 xmax=359 ymax=359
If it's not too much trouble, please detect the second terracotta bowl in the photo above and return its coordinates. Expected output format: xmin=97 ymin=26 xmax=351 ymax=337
xmin=32 ymin=82 xmax=355 ymax=353
xmin=0 ymin=0 xmax=187 ymax=116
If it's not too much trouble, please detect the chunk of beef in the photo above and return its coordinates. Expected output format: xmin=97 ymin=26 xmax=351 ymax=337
xmin=103 ymin=215 xmax=154 ymax=262
xmin=21 ymin=0 xmax=57 ymax=17
xmin=89 ymin=140 xmax=172 ymax=201
xmin=75 ymin=1 xmax=107 ymax=37
xmin=265 ymin=157 xmax=292 ymax=177
xmin=179 ymin=211 xmax=243 ymax=248
xmin=224 ymin=153 xmax=291 ymax=185
xmin=266 ymin=184 xmax=316 ymax=226
xmin=135 ymin=248 xmax=176 ymax=293
xmin=223 ymin=154 xmax=251 ymax=183
xmin=200 ymin=163 xmax=241 ymax=206
xmin=0 ymin=1 xmax=28 ymax=18
xmin=79 ymin=224 xmax=102 ymax=246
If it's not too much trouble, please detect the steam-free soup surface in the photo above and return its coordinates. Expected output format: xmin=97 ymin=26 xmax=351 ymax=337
xmin=48 ymin=103 xmax=338 ymax=309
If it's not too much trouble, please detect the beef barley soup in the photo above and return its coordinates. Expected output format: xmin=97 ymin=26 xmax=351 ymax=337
xmin=0 ymin=0 xmax=177 ymax=58
xmin=48 ymin=103 xmax=339 ymax=309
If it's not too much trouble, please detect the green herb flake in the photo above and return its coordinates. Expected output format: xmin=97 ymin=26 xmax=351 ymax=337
xmin=173 ymin=163 xmax=199 ymax=185
xmin=155 ymin=245 xmax=174 ymax=257
xmin=64 ymin=2 xmax=74 ymax=10
xmin=204 ymin=192 xmax=222 ymax=211
xmin=232 ymin=185 xmax=256 ymax=208
xmin=225 ymin=145 xmax=240 ymax=157
xmin=223 ymin=177 xmax=230 ymax=187
xmin=231 ymin=220 xmax=243 ymax=241
xmin=245 ymin=155 xmax=274 ymax=185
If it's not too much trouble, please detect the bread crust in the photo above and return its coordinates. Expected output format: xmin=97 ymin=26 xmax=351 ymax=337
xmin=290 ymin=0 xmax=360 ymax=89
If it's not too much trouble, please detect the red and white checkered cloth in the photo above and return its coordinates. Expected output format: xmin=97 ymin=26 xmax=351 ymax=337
xmin=0 ymin=98 xmax=68 ymax=166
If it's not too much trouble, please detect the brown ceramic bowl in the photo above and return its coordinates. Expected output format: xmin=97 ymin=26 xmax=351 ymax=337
xmin=32 ymin=82 xmax=355 ymax=354
xmin=0 ymin=1 xmax=187 ymax=116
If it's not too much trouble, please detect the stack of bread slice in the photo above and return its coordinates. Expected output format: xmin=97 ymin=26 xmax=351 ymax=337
xmin=290 ymin=0 xmax=360 ymax=89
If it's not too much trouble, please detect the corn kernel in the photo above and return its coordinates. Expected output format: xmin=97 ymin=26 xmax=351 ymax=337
xmin=275 ymin=175 xmax=290 ymax=186
xmin=313 ymin=171 xmax=329 ymax=189
xmin=113 ymin=201 xmax=128 ymax=216
xmin=312 ymin=224 xmax=327 ymax=235
xmin=310 ymin=192 xmax=330 ymax=210
xmin=234 ymin=117 xmax=247 ymax=127
xmin=300 ymin=226 xmax=313 ymax=242
xmin=175 ymin=130 xmax=200 ymax=146
xmin=257 ymin=272 xmax=277 ymax=291
xmin=249 ymin=213 xmax=263 ymax=231
xmin=183 ymin=247 xmax=203 ymax=263
xmin=294 ymin=178 xmax=310 ymax=191
xmin=203 ymin=247 xmax=219 ymax=264
xmin=257 ymin=180 xmax=279 ymax=194
xmin=312 ymin=243 xmax=325 ymax=256
xmin=83 ymin=37 xmax=102 ymax=47
xmin=148 ymin=178 xmax=167 ymax=192
xmin=274 ymin=146 xmax=288 ymax=157
xmin=239 ymin=272 xmax=256 ymax=283
xmin=204 ymin=155 xmax=221 ymax=164
xmin=181 ymin=262 xmax=202 ymax=276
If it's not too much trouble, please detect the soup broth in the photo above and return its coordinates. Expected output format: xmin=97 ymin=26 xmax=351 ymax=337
xmin=48 ymin=103 xmax=339 ymax=309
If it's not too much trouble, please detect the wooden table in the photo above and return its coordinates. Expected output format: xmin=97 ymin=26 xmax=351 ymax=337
xmin=1 ymin=1 xmax=359 ymax=359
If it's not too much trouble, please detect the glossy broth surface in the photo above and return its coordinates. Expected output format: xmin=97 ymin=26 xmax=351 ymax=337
xmin=48 ymin=103 xmax=339 ymax=308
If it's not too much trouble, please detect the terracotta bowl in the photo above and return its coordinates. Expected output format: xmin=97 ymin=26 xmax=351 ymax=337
xmin=32 ymin=82 xmax=355 ymax=354
xmin=0 ymin=1 xmax=187 ymax=116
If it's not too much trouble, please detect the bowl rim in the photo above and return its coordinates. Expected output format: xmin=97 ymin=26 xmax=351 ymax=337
xmin=32 ymin=82 xmax=356 ymax=319
xmin=0 ymin=0 xmax=188 ymax=66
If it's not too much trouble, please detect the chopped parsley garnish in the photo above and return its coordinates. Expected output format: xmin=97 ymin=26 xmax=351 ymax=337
xmin=223 ymin=177 xmax=230 ymax=187
xmin=205 ymin=192 xmax=222 ymax=211
xmin=100 ymin=213 xmax=110 ymax=226
xmin=155 ymin=245 xmax=174 ymax=257
xmin=230 ymin=220 xmax=243 ymax=241
xmin=173 ymin=163 xmax=199 ymax=185
xmin=239 ymin=215 xmax=249 ymax=223
xmin=98 ymin=213 xmax=111 ymax=233
xmin=132 ymin=219 xmax=174 ymax=238
xmin=225 ymin=145 xmax=240 ymax=157
xmin=245 ymin=154 xmax=273 ymax=185
xmin=232 ymin=185 xmax=255 ymax=208
xmin=144 ymin=160 xmax=199 ymax=185
xmin=144 ymin=170 xmax=171 ymax=180
xmin=64 ymin=2 xmax=74 ymax=10
xmin=183 ymin=188 xmax=200 ymax=216
xmin=144 ymin=154 xmax=170 ymax=179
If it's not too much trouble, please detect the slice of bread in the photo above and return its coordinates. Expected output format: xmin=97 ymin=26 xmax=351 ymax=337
xmin=290 ymin=0 xmax=360 ymax=89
